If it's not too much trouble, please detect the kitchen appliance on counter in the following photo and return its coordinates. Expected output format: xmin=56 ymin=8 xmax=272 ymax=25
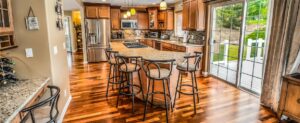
xmin=111 ymin=31 xmax=124 ymax=39
xmin=121 ymin=20 xmax=137 ymax=29
xmin=148 ymin=32 xmax=159 ymax=38
xmin=160 ymin=34 xmax=170 ymax=40
xmin=85 ymin=19 xmax=110 ymax=62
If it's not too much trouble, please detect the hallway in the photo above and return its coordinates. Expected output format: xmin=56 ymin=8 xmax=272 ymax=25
xmin=63 ymin=52 xmax=278 ymax=123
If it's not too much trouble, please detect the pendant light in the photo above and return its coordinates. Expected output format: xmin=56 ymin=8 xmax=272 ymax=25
xmin=130 ymin=0 xmax=136 ymax=15
xmin=160 ymin=0 xmax=167 ymax=10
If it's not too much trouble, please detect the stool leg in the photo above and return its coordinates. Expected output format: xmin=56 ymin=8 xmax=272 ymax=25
xmin=116 ymin=71 xmax=123 ymax=108
xmin=166 ymin=79 xmax=173 ymax=112
xmin=191 ymin=72 xmax=197 ymax=114
xmin=151 ymin=79 xmax=155 ymax=107
xmin=179 ymin=73 xmax=183 ymax=98
xmin=138 ymin=71 xmax=145 ymax=101
xmin=162 ymin=79 xmax=169 ymax=123
xmin=194 ymin=72 xmax=200 ymax=103
xmin=112 ymin=65 xmax=116 ymax=90
xmin=130 ymin=73 xmax=135 ymax=113
xmin=173 ymin=72 xmax=181 ymax=109
xmin=106 ymin=65 xmax=112 ymax=97
xmin=143 ymin=79 xmax=151 ymax=121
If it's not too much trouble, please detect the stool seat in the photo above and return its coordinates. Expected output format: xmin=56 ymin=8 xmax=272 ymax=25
xmin=148 ymin=68 xmax=170 ymax=79
xmin=120 ymin=63 xmax=140 ymax=72
xmin=177 ymin=63 xmax=197 ymax=71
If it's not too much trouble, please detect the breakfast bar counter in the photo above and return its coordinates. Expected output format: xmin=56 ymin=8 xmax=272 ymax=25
xmin=110 ymin=42 xmax=189 ymax=106
xmin=0 ymin=78 xmax=50 ymax=123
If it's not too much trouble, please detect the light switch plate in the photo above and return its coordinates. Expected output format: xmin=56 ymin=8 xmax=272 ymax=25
xmin=63 ymin=42 xmax=66 ymax=50
xmin=53 ymin=46 xmax=58 ymax=55
xmin=25 ymin=48 xmax=33 ymax=58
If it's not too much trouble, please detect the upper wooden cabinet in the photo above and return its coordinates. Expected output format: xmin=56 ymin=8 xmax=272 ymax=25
xmin=148 ymin=8 xmax=158 ymax=30
xmin=84 ymin=3 xmax=110 ymax=19
xmin=110 ymin=8 xmax=121 ymax=30
xmin=158 ymin=10 xmax=174 ymax=30
xmin=137 ymin=12 xmax=149 ymax=29
xmin=0 ymin=0 xmax=13 ymax=33
xmin=182 ymin=0 xmax=206 ymax=30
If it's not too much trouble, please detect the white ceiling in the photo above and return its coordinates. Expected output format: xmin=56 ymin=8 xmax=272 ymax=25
xmin=82 ymin=0 xmax=179 ymax=6
xmin=63 ymin=0 xmax=81 ymax=10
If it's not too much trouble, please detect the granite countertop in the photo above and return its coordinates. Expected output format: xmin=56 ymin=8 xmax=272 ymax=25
xmin=110 ymin=42 xmax=188 ymax=64
xmin=0 ymin=78 xmax=50 ymax=123
xmin=111 ymin=38 xmax=204 ymax=47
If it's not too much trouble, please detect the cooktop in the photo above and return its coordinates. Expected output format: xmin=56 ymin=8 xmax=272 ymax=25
xmin=123 ymin=42 xmax=147 ymax=48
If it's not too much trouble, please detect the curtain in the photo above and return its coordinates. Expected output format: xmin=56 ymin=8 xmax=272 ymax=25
xmin=261 ymin=0 xmax=300 ymax=111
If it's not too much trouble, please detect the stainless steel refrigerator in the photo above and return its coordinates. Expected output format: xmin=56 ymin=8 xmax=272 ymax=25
xmin=85 ymin=19 xmax=110 ymax=62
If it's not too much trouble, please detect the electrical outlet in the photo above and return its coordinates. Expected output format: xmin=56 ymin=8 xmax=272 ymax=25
xmin=25 ymin=48 xmax=34 ymax=58
xmin=64 ymin=90 xmax=67 ymax=97
xmin=53 ymin=46 xmax=58 ymax=55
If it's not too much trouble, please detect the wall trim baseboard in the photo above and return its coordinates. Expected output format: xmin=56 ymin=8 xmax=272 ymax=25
xmin=58 ymin=96 xmax=72 ymax=123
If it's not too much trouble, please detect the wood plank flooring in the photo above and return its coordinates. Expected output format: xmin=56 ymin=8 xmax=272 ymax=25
xmin=63 ymin=52 xmax=279 ymax=123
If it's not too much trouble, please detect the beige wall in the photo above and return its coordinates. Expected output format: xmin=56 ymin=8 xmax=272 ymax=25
xmin=3 ymin=0 xmax=71 ymax=121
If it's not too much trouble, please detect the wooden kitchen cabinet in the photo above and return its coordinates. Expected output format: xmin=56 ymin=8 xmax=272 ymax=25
xmin=161 ymin=42 xmax=173 ymax=51
xmin=158 ymin=10 xmax=174 ymax=30
xmin=0 ymin=0 xmax=13 ymax=33
xmin=111 ymin=8 xmax=121 ymax=30
xmin=84 ymin=3 xmax=110 ymax=19
xmin=278 ymin=74 xmax=300 ymax=122
xmin=182 ymin=0 xmax=205 ymax=30
xmin=148 ymin=8 xmax=158 ymax=29
xmin=137 ymin=12 xmax=149 ymax=29
xmin=85 ymin=6 xmax=99 ymax=19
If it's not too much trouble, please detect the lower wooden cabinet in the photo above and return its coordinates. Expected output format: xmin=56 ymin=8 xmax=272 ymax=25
xmin=278 ymin=74 xmax=300 ymax=122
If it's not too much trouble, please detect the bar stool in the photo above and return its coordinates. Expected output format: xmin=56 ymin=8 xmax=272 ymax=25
xmin=105 ymin=48 xmax=123 ymax=97
xmin=173 ymin=52 xmax=203 ymax=114
xmin=20 ymin=86 xmax=60 ymax=123
xmin=116 ymin=55 xmax=145 ymax=113
xmin=142 ymin=58 xmax=175 ymax=123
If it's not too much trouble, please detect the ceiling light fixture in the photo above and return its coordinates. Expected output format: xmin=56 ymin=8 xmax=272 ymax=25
xmin=127 ymin=10 xmax=131 ymax=17
xmin=160 ymin=0 xmax=167 ymax=10
xmin=130 ymin=0 xmax=136 ymax=15
xmin=123 ymin=14 xmax=128 ymax=18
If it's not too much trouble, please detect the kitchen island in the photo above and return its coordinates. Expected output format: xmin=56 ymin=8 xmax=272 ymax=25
xmin=110 ymin=42 xmax=192 ymax=106
xmin=0 ymin=78 xmax=49 ymax=123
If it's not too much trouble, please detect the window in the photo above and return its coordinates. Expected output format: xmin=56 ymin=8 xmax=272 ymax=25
xmin=175 ymin=12 xmax=184 ymax=37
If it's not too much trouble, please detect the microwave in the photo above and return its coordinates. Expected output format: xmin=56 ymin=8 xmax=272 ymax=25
xmin=121 ymin=20 xmax=137 ymax=29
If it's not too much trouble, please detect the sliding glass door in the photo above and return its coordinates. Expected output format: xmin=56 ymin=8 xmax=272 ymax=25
xmin=209 ymin=0 xmax=270 ymax=95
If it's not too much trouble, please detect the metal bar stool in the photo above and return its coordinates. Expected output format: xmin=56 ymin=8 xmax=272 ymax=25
xmin=105 ymin=48 xmax=124 ymax=97
xmin=20 ymin=85 xmax=60 ymax=123
xmin=173 ymin=52 xmax=203 ymax=114
xmin=116 ymin=55 xmax=145 ymax=113
xmin=142 ymin=58 xmax=175 ymax=123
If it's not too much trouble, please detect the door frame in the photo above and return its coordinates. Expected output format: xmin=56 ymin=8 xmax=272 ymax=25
xmin=207 ymin=0 xmax=272 ymax=95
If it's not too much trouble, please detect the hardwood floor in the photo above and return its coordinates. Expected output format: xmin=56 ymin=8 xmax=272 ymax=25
xmin=63 ymin=52 xmax=279 ymax=123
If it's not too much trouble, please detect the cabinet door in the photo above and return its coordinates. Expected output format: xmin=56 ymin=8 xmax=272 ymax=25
xmin=182 ymin=1 xmax=189 ymax=30
xmin=111 ymin=8 xmax=120 ymax=30
xmin=148 ymin=8 xmax=158 ymax=29
xmin=166 ymin=10 xmax=174 ymax=30
xmin=285 ymin=84 xmax=300 ymax=117
xmin=137 ymin=12 xmax=149 ymax=29
xmin=197 ymin=0 xmax=206 ymax=30
xmin=98 ymin=6 xmax=110 ymax=18
xmin=189 ymin=0 xmax=197 ymax=30
xmin=0 ymin=0 xmax=13 ymax=33
xmin=158 ymin=11 xmax=166 ymax=21
xmin=85 ymin=6 xmax=98 ymax=19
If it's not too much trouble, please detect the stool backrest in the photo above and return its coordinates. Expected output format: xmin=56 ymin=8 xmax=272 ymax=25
xmin=142 ymin=59 xmax=175 ymax=79
xmin=105 ymin=48 xmax=119 ymax=63
xmin=183 ymin=52 xmax=203 ymax=71
xmin=116 ymin=55 xmax=142 ymax=71
xmin=20 ymin=85 xmax=60 ymax=123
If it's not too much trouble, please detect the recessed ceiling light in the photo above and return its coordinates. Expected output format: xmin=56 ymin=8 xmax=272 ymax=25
xmin=152 ymin=3 xmax=156 ymax=5
xmin=102 ymin=0 xmax=106 ymax=2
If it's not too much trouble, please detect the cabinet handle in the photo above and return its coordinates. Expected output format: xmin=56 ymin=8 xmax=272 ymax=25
xmin=298 ymin=98 xmax=300 ymax=104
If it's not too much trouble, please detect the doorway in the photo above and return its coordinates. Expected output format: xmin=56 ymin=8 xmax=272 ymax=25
xmin=64 ymin=16 xmax=72 ymax=52
xmin=209 ymin=0 xmax=270 ymax=95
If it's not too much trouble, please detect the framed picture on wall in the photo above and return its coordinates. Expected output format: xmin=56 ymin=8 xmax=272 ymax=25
xmin=55 ymin=2 xmax=62 ymax=15
xmin=25 ymin=16 xmax=39 ymax=30
xmin=56 ymin=18 xmax=64 ymax=30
